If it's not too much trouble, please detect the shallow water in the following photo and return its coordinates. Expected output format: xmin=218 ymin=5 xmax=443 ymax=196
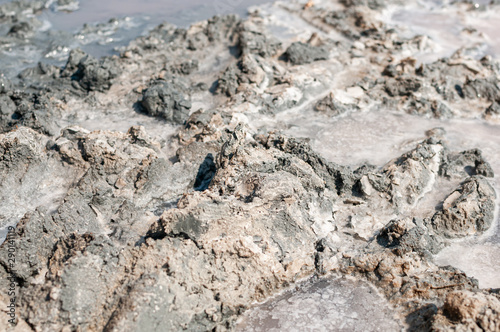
xmin=0 ymin=0 xmax=280 ymax=76
xmin=388 ymin=0 xmax=500 ymax=62
xmin=41 ymin=0 xmax=277 ymax=31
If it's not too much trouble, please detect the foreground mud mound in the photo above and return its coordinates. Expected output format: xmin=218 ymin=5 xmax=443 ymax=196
xmin=0 ymin=0 xmax=499 ymax=331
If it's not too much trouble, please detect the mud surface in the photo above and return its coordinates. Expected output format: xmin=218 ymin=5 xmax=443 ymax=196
xmin=0 ymin=0 xmax=500 ymax=331
xmin=236 ymin=277 xmax=403 ymax=331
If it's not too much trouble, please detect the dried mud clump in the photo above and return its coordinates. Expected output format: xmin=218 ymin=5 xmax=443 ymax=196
xmin=432 ymin=291 xmax=500 ymax=331
xmin=284 ymin=41 xmax=330 ymax=65
xmin=140 ymin=80 xmax=192 ymax=124
xmin=62 ymin=49 xmax=120 ymax=92
xmin=430 ymin=176 xmax=496 ymax=239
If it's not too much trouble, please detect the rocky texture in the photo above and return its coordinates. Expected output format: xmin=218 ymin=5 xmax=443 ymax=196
xmin=0 ymin=0 xmax=499 ymax=331
xmin=216 ymin=54 xmax=266 ymax=97
xmin=237 ymin=21 xmax=282 ymax=57
xmin=62 ymin=49 xmax=120 ymax=92
xmin=430 ymin=176 xmax=496 ymax=239
xmin=440 ymin=148 xmax=495 ymax=179
xmin=314 ymin=92 xmax=354 ymax=116
xmin=284 ymin=41 xmax=330 ymax=65
xmin=432 ymin=290 xmax=500 ymax=331
xmin=237 ymin=277 xmax=405 ymax=331
xmin=2 ymin=122 xmax=497 ymax=331
xmin=140 ymin=80 xmax=192 ymax=123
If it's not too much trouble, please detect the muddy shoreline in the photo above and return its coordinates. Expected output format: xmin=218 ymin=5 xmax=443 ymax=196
xmin=0 ymin=0 xmax=500 ymax=331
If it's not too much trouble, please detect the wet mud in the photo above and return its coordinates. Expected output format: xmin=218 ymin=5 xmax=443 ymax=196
xmin=0 ymin=0 xmax=499 ymax=331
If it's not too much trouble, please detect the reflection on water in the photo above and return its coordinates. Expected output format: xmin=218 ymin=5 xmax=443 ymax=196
xmin=0 ymin=0 xmax=280 ymax=76
xmin=40 ymin=0 xmax=278 ymax=31
xmin=236 ymin=277 xmax=403 ymax=332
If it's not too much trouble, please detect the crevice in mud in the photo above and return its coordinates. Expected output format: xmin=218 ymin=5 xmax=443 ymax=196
xmin=194 ymin=153 xmax=216 ymax=191
xmin=208 ymin=80 xmax=219 ymax=94
xmin=145 ymin=229 xmax=203 ymax=249
xmin=313 ymin=239 xmax=327 ymax=273
xmin=23 ymin=317 xmax=37 ymax=332
xmin=406 ymin=304 xmax=438 ymax=332
xmin=0 ymin=260 xmax=27 ymax=289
